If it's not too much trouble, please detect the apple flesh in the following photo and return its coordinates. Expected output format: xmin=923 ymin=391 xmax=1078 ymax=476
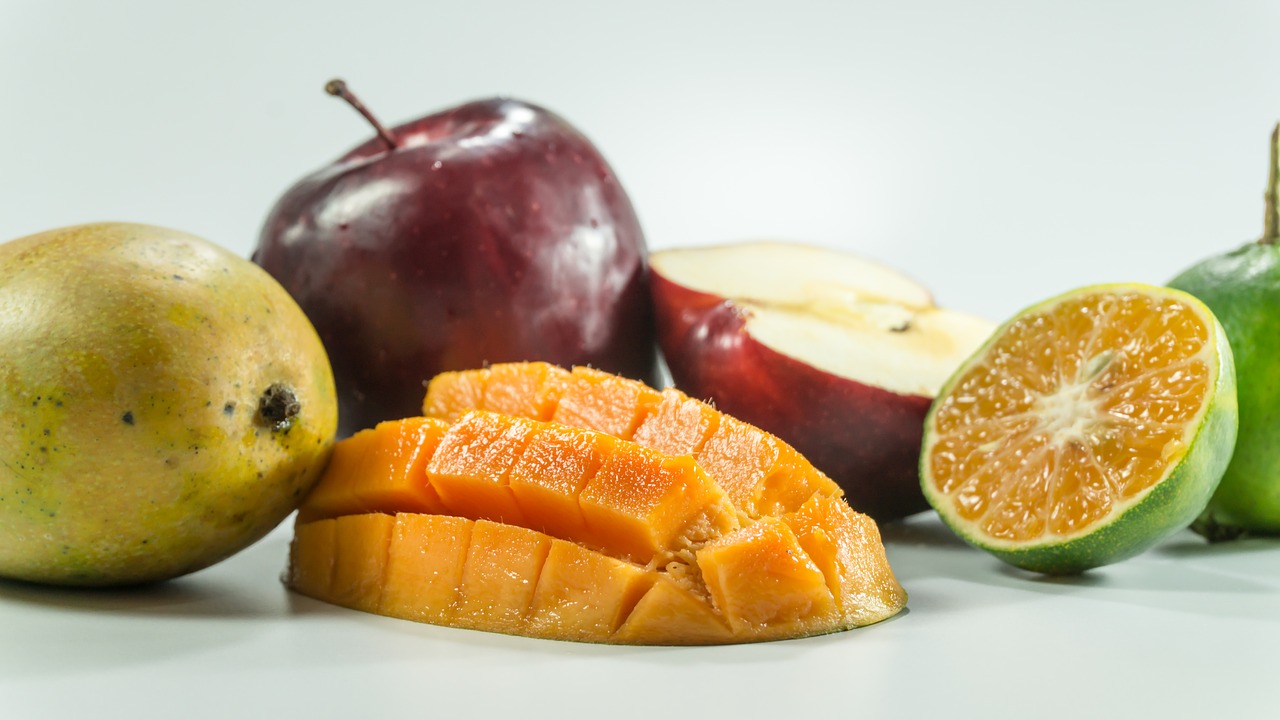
xmin=254 ymin=86 xmax=657 ymax=436
xmin=650 ymin=242 xmax=994 ymax=522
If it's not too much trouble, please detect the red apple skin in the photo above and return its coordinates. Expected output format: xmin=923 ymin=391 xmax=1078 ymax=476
xmin=651 ymin=272 xmax=932 ymax=522
xmin=254 ymin=97 xmax=658 ymax=436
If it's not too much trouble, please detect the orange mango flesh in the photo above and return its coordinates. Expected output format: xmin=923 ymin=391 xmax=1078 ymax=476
xmin=380 ymin=514 xmax=471 ymax=625
xmin=554 ymin=365 xmax=662 ymax=439
xmin=424 ymin=363 xmax=843 ymax=518
xmin=296 ymin=417 xmax=449 ymax=524
xmin=291 ymin=501 xmax=903 ymax=644
xmin=528 ymin=538 xmax=655 ymax=641
xmin=579 ymin=447 xmax=736 ymax=564
xmin=783 ymin=494 xmax=908 ymax=626
xmin=697 ymin=516 xmax=836 ymax=633
xmin=425 ymin=412 xmax=537 ymax=529
xmin=330 ymin=513 xmax=395 ymax=613
xmin=506 ymin=422 xmax=603 ymax=544
xmin=453 ymin=521 xmax=552 ymax=634
xmin=926 ymin=290 xmax=1213 ymax=542
xmin=305 ymin=409 xmax=740 ymax=565
xmin=289 ymin=364 xmax=906 ymax=644
xmin=613 ymin=575 xmax=733 ymax=645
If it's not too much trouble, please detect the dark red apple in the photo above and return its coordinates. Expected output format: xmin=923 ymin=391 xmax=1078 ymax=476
xmin=650 ymin=242 xmax=993 ymax=522
xmin=253 ymin=81 xmax=658 ymax=436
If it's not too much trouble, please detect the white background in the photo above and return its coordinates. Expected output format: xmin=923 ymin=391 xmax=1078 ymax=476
xmin=5 ymin=1 xmax=1280 ymax=322
xmin=2 ymin=2 xmax=1279 ymax=718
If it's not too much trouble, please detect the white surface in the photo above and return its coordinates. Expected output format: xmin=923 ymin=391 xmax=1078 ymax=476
xmin=2 ymin=1 xmax=1279 ymax=718
xmin=3 ymin=518 xmax=1277 ymax=719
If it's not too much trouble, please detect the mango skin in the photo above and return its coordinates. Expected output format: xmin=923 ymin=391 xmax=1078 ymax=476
xmin=0 ymin=223 xmax=338 ymax=585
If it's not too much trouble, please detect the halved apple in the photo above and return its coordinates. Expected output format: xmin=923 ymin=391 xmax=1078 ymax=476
xmin=650 ymin=241 xmax=994 ymax=521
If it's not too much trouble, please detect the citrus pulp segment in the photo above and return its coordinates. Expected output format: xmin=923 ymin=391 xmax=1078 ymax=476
xmin=920 ymin=284 xmax=1237 ymax=574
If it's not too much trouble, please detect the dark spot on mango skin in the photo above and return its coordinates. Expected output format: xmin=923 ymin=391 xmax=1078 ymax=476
xmin=121 ymin=411 xmax=135 ymax=425
xmin=256 ymin=384 xmax=300 ymax=432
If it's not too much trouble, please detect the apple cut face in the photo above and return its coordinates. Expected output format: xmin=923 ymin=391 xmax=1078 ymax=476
xmin=650 ymin=241 xmax=994 ymax=521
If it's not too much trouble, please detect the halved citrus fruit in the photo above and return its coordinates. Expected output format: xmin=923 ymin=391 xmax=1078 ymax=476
xmin=920 ymin=283 xmax=1238 ymax=574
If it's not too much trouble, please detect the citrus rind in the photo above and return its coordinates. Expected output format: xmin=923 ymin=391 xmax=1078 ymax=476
xmin=1171 ymin=242 xmax=1280 ymax=537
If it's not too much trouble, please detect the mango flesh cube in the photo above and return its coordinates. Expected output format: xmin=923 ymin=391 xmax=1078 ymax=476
xmin=696 ymin=517 xmax=836 ymax=633
xmin=480 ymin=362 xmax=568 ymax=421
xmin=783 ymin=494 xmax=907 ymax=624
xmin=632 ymin=388 xmax=721 ymax=458
xmin=612 ymin=576 xmax=733 ymax=645
xmin=757 ymin=443 xmax=842 ymax=518
xmin=288 ymin=518 xmax=336 ymax=598
xmin=344 ymin=418 xmax=448 ymax=516
xmin=528 ymin=539 xmax=654 ymax=642
xmin=579 ymin=446 xmax=737 ymax=564
xmin=380 ymin=514 xmax=473 ymax=625
xmin=506 ymin=423 xmax=605 ymax=543
xmin=427 ymin=412 xmax=536 ymax=527
xmin=454 ymin=520 xmax=551 ymax=634
xmin=696 ymin=415 xmax=842 ymax=518
xmin=296 ymin=427 xmax=381 ymax=523
xmin=297 ymin=418 xmax=449 ymax=522
xmin=552 ymin=366 xmax=661 ymax=440
xmin=693 ymin=416 xmax=778 ymax=516
xmin=330 ymin=513 xmax=396 ymax=613
xmin=422 ymin=368 xmax=488 ymax=422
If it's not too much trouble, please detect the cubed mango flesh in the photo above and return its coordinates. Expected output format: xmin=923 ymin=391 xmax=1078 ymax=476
xmin=613 ymin=576 xmax=733 ymax=645
xmin=696 ymin=517 xmax=836 ymax=634
xmin=288 ymin=363 xmax=906 ymax=644
xmin=579 ymin=445 xmax=738 ymax=564
xmin=453 ymin=520 xmax=551 ymax=634
xmin=507 ymin=423 xmax=606 ymax=543
xmin=552 ymin=366 xmax=662 ymax=440
xmin=380 ymin=514 xmax=472 ymax=625
xmin=423 ymin=362 xmax=842 ymax=518
xmin=297 ymin=417 xmax=448 ymax=523
xmin=287 ymin=517 xmax=336 ymax=599
xmin=426 ymin=412 xmax=536 ymax=527
xmin=330 ymin=513 xmax=395 ymax=613
xmin=528 ymin=539 xmax=653 ymax=641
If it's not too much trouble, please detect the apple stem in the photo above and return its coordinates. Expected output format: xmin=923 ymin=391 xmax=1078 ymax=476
xmin=1263 ymin=122 xmax=1280 ymax=244
xmin=325 ymin=79 xmax=399 ymax=151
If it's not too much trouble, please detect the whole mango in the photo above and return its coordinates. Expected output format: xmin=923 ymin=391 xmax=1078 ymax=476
xmin=0 ymin=223 xmax=338 ymax=585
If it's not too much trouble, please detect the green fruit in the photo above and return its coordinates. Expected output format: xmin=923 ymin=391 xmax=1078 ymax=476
xmin=1169 ymin=123 xmax=1280 ymax=540
xmin=0 ymin=223 xmax=338 ymax=585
